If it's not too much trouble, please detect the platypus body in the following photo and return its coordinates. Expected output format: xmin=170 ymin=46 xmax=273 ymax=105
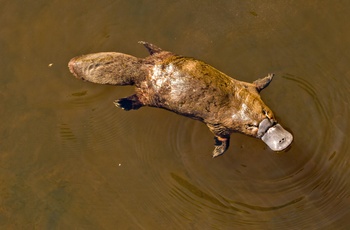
xmin=68 ymin=41 xmax=293 ymax=157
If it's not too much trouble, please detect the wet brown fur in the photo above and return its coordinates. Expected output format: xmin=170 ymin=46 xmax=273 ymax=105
xmin=68 ymin=41 xmax=276 ymax=157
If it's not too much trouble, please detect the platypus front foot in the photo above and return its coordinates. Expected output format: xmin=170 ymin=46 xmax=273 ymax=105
xmin=253 ymin=73 xmax=274 ymax=92
xmin=212 ymin=136 xmax=230 ymax=158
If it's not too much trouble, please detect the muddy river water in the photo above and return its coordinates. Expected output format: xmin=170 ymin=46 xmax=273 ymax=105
xmin=1 ymin=1 xmax=349 ymax=229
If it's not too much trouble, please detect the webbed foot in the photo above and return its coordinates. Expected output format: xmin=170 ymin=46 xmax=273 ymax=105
xmin=253 ymin=73 xmax=274 ymax=92
xmin=212 ymin=136 xmax=230 ymax=158
xmin=114 ymin=94 xmax=143 ymax=111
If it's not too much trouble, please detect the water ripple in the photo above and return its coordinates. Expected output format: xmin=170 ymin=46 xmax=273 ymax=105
xmin=62 ymin=71 xmax=350 ymax=229
xmin=165 ymin=72 xmax=350 ymax=228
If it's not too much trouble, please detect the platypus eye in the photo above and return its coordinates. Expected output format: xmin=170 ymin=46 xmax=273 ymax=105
xmin=245 ymin=124 xmax=258 ymax=130
xmin=262 ymin=109 xmax=268 ymax=116
xmin=263 ymin=109 xmax=273 ymax=119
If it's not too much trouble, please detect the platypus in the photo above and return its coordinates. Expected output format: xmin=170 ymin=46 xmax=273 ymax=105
xmin=68 ymin=41 xmax=293 ymax=157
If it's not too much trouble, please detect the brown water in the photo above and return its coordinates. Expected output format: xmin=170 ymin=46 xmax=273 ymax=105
xmin=1 ymin=0 xmax=350 ymax=229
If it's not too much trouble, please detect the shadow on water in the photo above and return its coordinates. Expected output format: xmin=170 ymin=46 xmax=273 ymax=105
xmin=1 ymin=0 xmax=350 ymax=229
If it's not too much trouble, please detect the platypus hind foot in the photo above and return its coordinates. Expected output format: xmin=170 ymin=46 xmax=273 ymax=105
xmin=114 ymin=94 xmax=143 ymax=111
xmin=212 ymin=136 xmax=230 ymax=158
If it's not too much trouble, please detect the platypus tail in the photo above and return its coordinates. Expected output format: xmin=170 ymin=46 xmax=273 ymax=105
xmin=68 ymin=41 xmax=169 ymax=85
xmin=68 ymin=51 xmax=147 ymax=86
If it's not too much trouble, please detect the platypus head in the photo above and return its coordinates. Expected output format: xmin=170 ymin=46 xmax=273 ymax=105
xmin=233 ymin=74 xmax=293 ymax=151
xmin=235 ymin=103 xmax=293 ymax=151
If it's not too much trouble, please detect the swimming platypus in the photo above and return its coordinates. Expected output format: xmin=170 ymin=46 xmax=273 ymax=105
xmin=68 ymin=41 xmax=293 ymax=157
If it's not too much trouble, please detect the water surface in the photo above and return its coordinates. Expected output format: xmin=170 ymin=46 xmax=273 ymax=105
xmin=1 ymin=1 xmax=350 ymax=229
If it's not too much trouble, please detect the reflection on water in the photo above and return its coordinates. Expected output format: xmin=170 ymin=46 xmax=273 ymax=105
xmin=1 ymin=0 xmax=350 ymax=229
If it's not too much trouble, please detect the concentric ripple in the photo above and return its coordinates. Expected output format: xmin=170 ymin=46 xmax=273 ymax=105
xmin=165 ymin=73 xmax=350 ymax=229
xmin=62 ymin=70 xmax=350 ymax=229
